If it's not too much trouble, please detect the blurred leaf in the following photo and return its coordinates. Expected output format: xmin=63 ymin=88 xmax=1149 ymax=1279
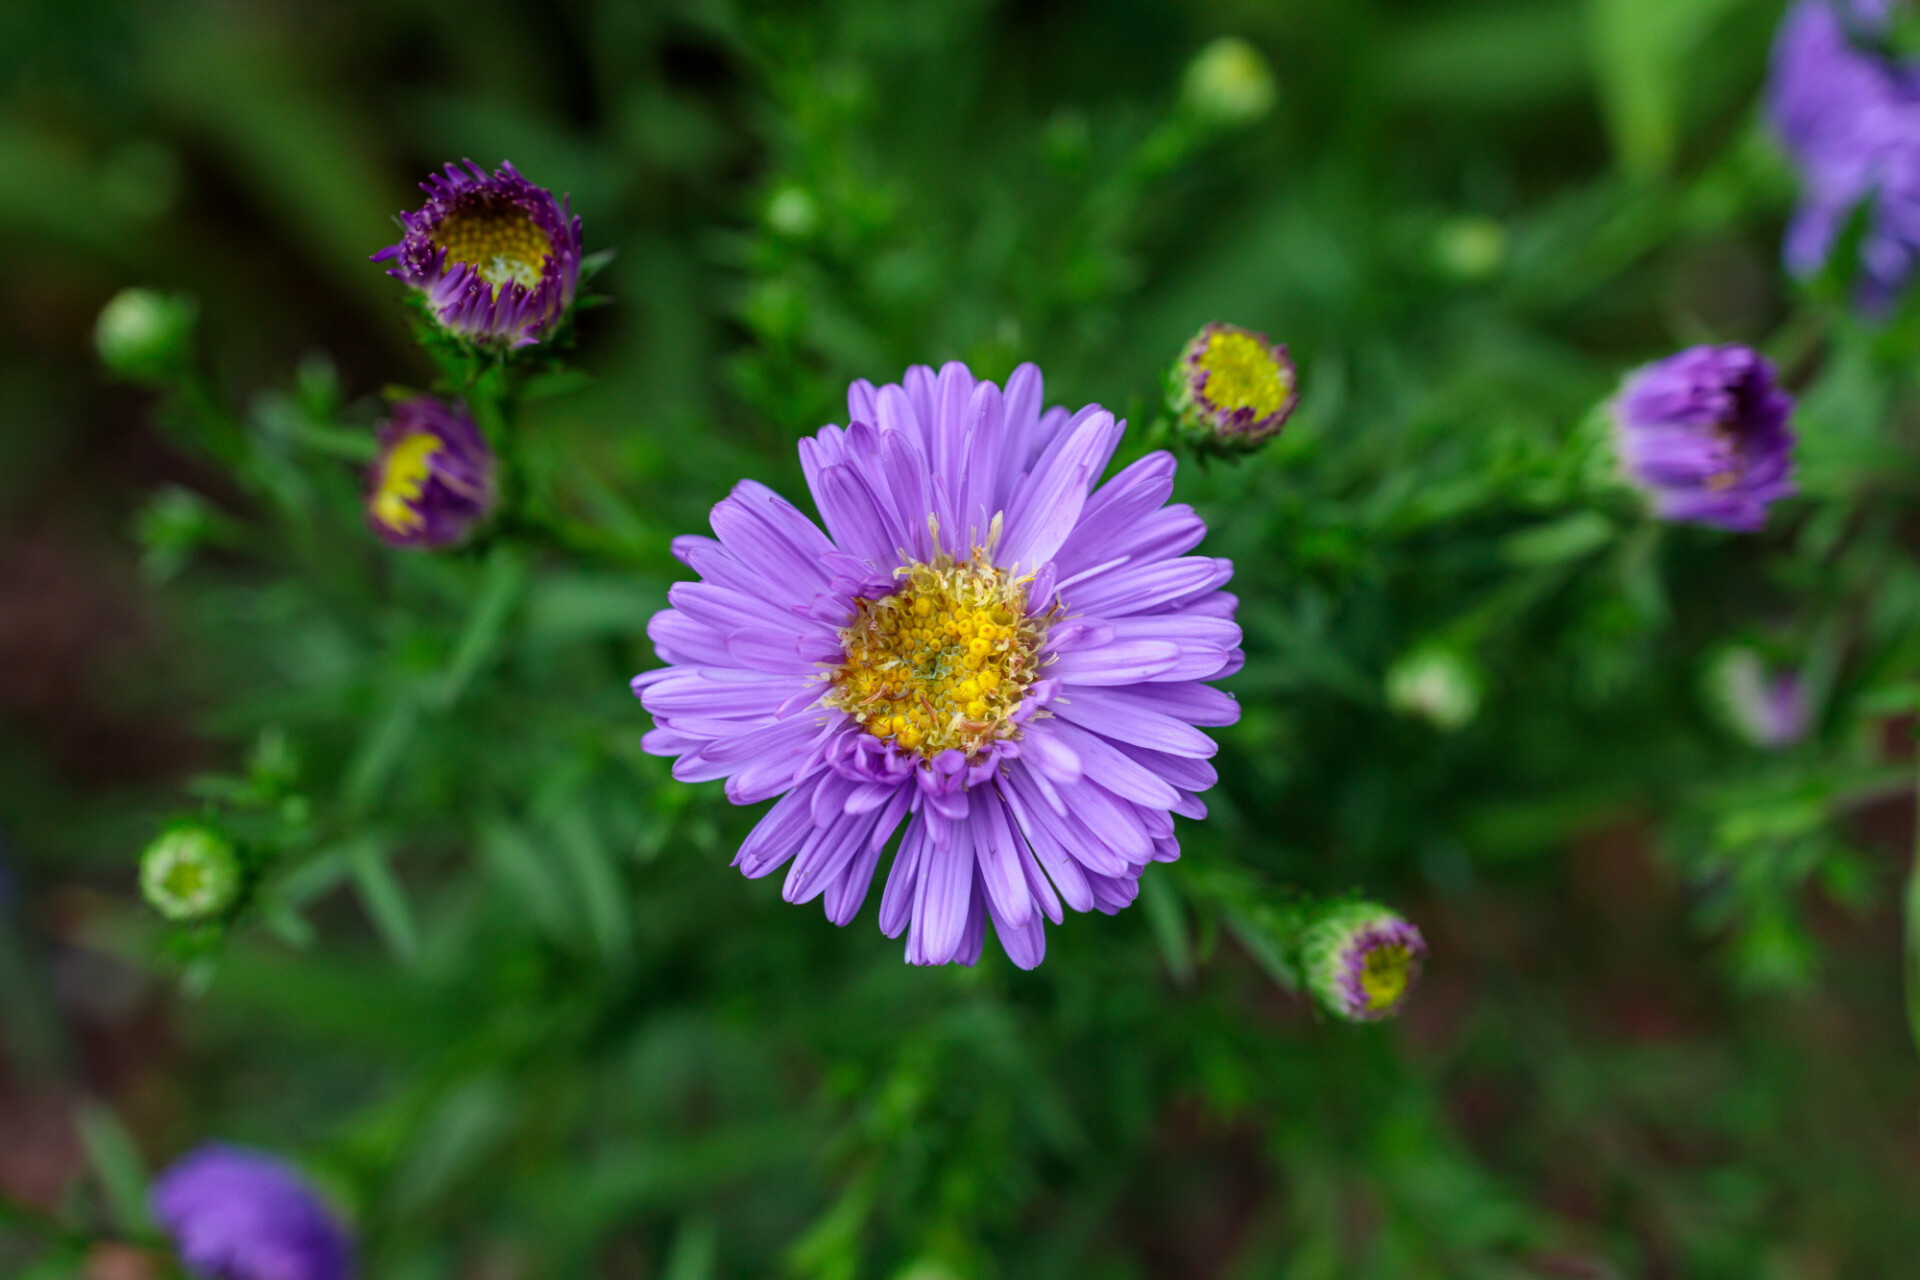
xmin=75 ymin=1103 xmax=153 ymax=1235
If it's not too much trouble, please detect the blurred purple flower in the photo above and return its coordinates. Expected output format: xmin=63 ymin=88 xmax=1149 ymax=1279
xmin=1769 ymin=0 xmax=1920 ymax=308
xmin=365 ymin=397 xmax=496 ymax=550
xmin=633 ymin=362 xmax=1241 ymax=969
xmin=373 ymin=160 xmax=582 ymax=348
xmin=152 ymin=1145 xmax=353 ymax=1280
xmin=1611 ymin=345 xmax=1797 ymax=533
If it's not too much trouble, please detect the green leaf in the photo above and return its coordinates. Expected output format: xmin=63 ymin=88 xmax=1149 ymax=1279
xmin=75 ymin=1102 xmax=153 ymax=1235
xmin=346 ymin=838 xmax=420 ymax=964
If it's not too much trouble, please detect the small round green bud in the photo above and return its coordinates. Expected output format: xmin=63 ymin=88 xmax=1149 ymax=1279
xmin=766 ymin=184 xmax=820 ymax=239
xmin=140 ymin=823 xmax=241 ymax=922
xmin=95 ymin=288 xmax=198 ymax=386
xmin=1299 ymin=901 xmax=1427 ymax=1022
xmin=1182 ymin=37 xmax=1277 ymax=128
xmin=1432 ymin=216 xmax=1509 ymax=282
xmin=1386 ymin=645 xmax=1483 ymax=732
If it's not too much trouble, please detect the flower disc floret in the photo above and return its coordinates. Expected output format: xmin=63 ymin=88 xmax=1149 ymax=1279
xmin=828 ymin=552 xmax=1049 ymax=759
xmin=1170 ymin=322 xmax=1298 ymax=450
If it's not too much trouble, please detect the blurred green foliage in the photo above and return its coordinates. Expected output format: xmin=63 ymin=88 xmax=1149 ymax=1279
xmin=3 ymin=0 xmax=1920 ymax=1277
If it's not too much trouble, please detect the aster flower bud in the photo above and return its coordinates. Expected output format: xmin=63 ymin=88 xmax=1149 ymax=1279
xmin=1181 ymin=37 xmax=1277 ymax=128
xmin=365 ymin=397 xmax=496 ymax=550
xmin=1168 ymin=323 xmax=1298 ymax=452
xmin=152 ymin=1145 xmax=354 ymax=1280
xmin=373 ymin=160 xmax=583 ymax=350
xmin=95 ymin=288 xmax=198 ymax=386
xmin=1298 ymin=901 xmax=1428 ymax=1023
xmin=1609 ymin=345 xmax=1797 ymax=532
xmin=1386 ymin=645 xmax=1482 ymax=732
xmin=140 ymin=822 xmax=241 ymax=922
xmin=1704 ymin=647 xmax=1810 ymax=749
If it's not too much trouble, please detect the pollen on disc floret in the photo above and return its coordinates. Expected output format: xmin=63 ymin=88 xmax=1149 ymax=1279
xmin=826 ymin=547 xmax=1052 ymax=760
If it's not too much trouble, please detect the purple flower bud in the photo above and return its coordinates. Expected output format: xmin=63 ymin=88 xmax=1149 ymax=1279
xmin=151 ymin=1145 xmax=354 ymax=1280
xmin=1610 ymin=345 xmax=1797 ymax=533
xmin=1768 ymin=0 xmax=1920 ymax=309
xmin=1167 ymin=322 xmax=1298 ymax=451
xmin=365 ymin=397 xmax=496 ymax=550
xmin=1299 ymin=902 xmax=1428 ymax=1023
xmin=373 ymin=160 xmax=583 ymax=349
xmin=1705 ymin=647 xmax=1812 ymax=749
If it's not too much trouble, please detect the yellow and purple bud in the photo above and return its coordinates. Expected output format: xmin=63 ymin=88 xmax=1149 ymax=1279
xmin=140 ymin=821 xmax=241 ymax=922
xmin=1704 ymin=646 xmax=1810 ymax=750
xmin=1299 ymin=901 xmax=1428 ymax=1023
xmin=365 ymin=397 xmax=496 ymax=550
xmin=1168 ymin=322 xmax=1298 ymax=452
xmin=373 ymin=159 xmax=583 ymax=350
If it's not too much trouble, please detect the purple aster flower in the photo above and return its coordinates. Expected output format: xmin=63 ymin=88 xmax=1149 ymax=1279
xmin=151 ymin=1145 xmax=354 ymax=1280
xmin=1768 ymin=0 xmax=1920 ymax=308
xmin=1610 ymin=345 xmax=1797 ymax=533
xmin=365 ymin=397 xmax=496 ymax=549
xmin=633 ymin=362 xmax=1241 ymax=969
xmin=1167 ymin=323 xmax=1298 ymax=451
xmin=1705 ymin=647 xmax=1811 ymax=749
xmin=1298 ymin=902 xmax=1427 ymax=1023
xmin=373 ymin=160 xmax=582 ymax=349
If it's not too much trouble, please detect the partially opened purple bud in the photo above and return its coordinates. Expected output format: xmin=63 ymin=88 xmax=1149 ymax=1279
xmin=373 ymin=160 xmax=583 ymax=349
xmin=151 ymin=1144 xmax=353 ymax=1280
xmin=1610 ymin=345 xmax=1797 ymax=533
xmin=1299 ymin=902 xmax=1427 ymax=1022
xmin=365 ymin=397 xmax=495 ymax=550
xmin=1168 ymin=322 xmax=1298 ymax=452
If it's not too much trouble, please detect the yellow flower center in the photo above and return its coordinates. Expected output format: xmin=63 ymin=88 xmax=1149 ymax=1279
xmin=1198 ymin=329 xmax=1291 ymax=417
xmin=372 ymin=433 xmax=442 ymax=534
xmin=434 ymin=199 xmax=552 ymax=290
xmin=827 ymin=552 xmax=1049 ymax=759
xmin=1358 ymin=944 xmax=1415 ymax=1013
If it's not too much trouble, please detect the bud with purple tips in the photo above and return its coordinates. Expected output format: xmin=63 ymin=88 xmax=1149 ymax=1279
xmin=365 ymin=397 xmax=496 ymax=550
xmin=373 ymin=160 xmax=583 ymax=349
xmin=1298 ymin=901 xmax=1428 ymax=1023
xmin=1167 ymin=322 xmax=1298 ymax=452
xmin=1705 ymin=647 xmax=1811 ymax=749
xmin=151 ymin=1144 xmax=354 ymax=1280
xmin=1609 ymin=345 xmax=1797 ymax=533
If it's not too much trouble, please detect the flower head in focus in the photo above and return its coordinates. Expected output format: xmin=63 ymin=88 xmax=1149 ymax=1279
xmin=140 ymin=822 xmax=242 ymax=922
xmin=1168 ymin=323 xmax=1298 ymax=453
xmin=1299 ymin=901 xmax=1428 ymax=1022
xmin=1705 ymin=647 xmax=1811 ymax=749
xmin=365 ymin=397 xmax=496 ymax=550
xmin=634 ymin=363 xmax=1241 ymax=969
xmin=373 ymin=160 xmax=582 ymax=349
xmin=152 ymin=1145 xmax=354 ymax=1280
xmin=1768 ymin=0 xmax=1920 ymax=308
xmin=1610 ymin=345 xmax=1796 ymax=533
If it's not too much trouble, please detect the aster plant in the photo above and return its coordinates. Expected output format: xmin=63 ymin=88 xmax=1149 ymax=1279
xmin=374 ymin=160 xmax=584 ymax=351
xmin=635 ymin=362 xmax=1241 ymax=969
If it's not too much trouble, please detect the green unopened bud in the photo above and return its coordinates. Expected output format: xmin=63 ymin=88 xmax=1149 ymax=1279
xmin=1181 ymin=37 xmax=1277 ymax=128
xmin=1299 ymin=901 xmax=1427 ymax=1022
xmin=95 ymin=288 xmax=198 ymax=386
xmin=140 ymin=823 xmax=241 ymax=922
xmin=766 ymin=184 xmax=819 ymax=239
xmin=1432 ymin=215 xmax=1508 ymax=282
xmin=1386 ymin=645 xmax=1482 ymax=732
